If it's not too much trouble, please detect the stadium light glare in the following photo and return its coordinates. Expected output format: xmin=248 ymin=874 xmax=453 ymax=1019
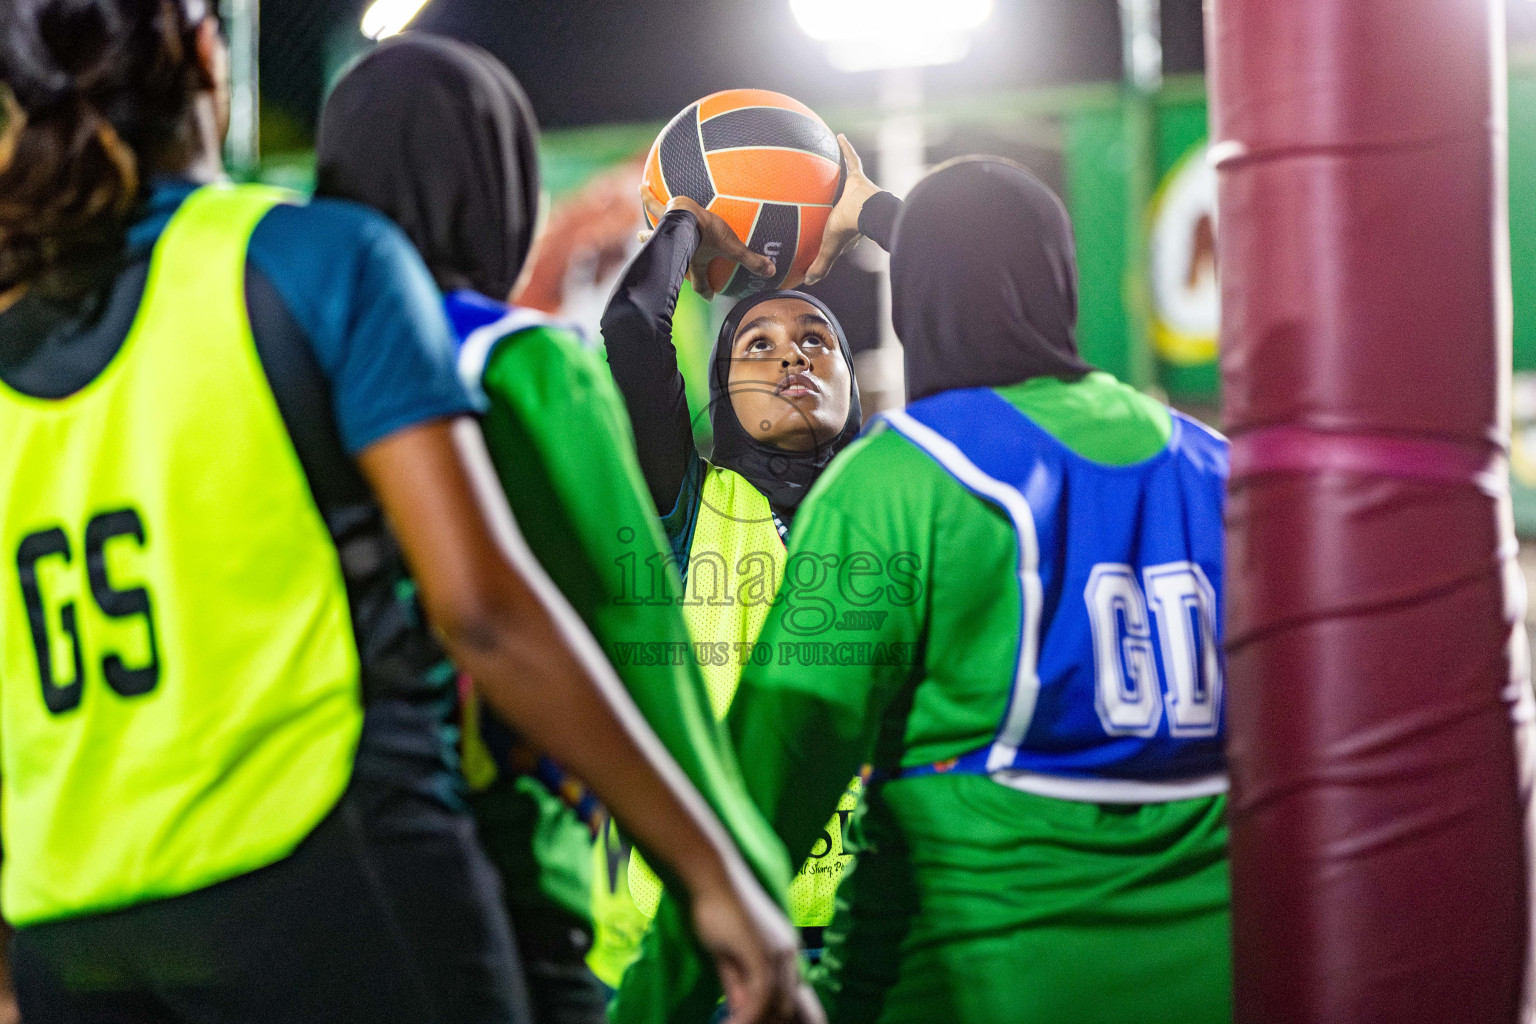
xmin=789 ymin=0 xmax=994 ymax=72
xmin=360 ymin=0 xmax=431 ymax=41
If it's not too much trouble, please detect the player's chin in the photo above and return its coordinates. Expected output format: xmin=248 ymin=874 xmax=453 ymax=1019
xmin=804 ymin=411 xmax=847 ymax=447
xmin=760 ymin=419 xmax=819 ymax=452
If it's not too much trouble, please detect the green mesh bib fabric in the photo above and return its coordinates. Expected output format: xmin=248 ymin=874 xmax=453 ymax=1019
xmin=627 ymin=466 xmax=859 ymax=928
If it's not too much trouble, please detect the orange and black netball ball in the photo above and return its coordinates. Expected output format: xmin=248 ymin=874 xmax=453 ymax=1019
xmin=643 ymin=89 xmax=843 ymax=298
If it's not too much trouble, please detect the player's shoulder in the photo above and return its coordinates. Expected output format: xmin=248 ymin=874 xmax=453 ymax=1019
xmin=1170 ymin=410 xmax=1230 ymax=479
xmin=462 ymin=302 xmax=595 ymax=385
xmin=806 ymin=419 xmax=959 ymax=510
xmin=251 ymin=195 xmax=415 ymax=271
xmin=1173 ymin=408 xmax=1228 ymax=447
xmin=494 ymin=317 xmax=592 ymax=359
xmin=246 ymin=196 xmax=434 ymax=336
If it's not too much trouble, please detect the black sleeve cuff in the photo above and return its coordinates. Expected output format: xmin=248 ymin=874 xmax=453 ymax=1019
xmin=656 ymin=207 xmax=703 ymax=260
xmin=857 ymin=191 xmax=902 ymax=253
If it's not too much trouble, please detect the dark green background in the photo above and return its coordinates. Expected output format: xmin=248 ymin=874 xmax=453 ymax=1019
xmin=1064 ymin=70 xmax=1536 ymax=402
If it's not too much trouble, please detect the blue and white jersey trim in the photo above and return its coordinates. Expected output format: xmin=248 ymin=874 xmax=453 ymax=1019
xmin=991 ymin=768 xmax=1228 ymax=803
xmin=457 ymin=308 xmax=561 ymax=402
xmin=444 ymin=290 xmax=587 ymax=406
xmin=881 ymin=408 xmax=1045 ymax=774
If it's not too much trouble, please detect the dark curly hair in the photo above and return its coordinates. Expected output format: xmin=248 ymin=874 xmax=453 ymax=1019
xmin=0 ymin=0 xmax=211 ymax=296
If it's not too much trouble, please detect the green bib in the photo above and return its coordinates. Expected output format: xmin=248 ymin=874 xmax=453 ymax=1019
xmin=0 ymin=184 xmax=364 ymax=925
xmin=626 ymin=466 xmax=859 ymax=930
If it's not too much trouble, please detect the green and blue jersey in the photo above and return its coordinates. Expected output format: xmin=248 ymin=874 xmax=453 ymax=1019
xmin=878 ymin=383 xmax=1228 ymax=795
xmin=714 ymin=370 xmax=1233 ymax=1024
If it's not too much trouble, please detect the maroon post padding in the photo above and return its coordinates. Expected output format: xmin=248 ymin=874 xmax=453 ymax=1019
xmin=1209 ymin=0 xmax=1536 ymax=1021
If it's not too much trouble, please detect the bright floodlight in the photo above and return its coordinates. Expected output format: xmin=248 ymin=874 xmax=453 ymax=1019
xmin=360 ymin=0 xmax=431 ymax=40
xmin=789 ymin=0 xmax=994 ymax=72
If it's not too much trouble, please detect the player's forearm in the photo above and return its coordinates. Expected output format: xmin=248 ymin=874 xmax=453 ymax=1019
xmin=446 ymin=588 xmax=742 ymax=903
xmin=857 ymin=191 xmax=902 ymax=253
xmin=600 ymin=210 xmax=701 ymax=514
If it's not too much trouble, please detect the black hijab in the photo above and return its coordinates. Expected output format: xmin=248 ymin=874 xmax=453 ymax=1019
xmin=315 ymin=34 xmax=540 ymax=301
xmin=891 ymin=157 xmax=1091 ymax=402
xmin=708 ymin=290 xmax=862 ymax=514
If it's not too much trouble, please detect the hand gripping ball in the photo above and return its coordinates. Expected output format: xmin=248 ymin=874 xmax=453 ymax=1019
xmin=643 ymin=89 xmax=844 ymax=298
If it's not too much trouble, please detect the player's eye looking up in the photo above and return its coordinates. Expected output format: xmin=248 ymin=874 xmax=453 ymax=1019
xmin=733 ymin=312 xmax=834 ymax=361
xmin=739 ymin=332 xmax=780 ymax=357
xmin=733 ymin=316 xmax=788 ymax=359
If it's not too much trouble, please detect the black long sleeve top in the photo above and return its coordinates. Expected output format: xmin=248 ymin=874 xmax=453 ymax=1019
xmin=600 ymin=210 xmax=703 ymax=521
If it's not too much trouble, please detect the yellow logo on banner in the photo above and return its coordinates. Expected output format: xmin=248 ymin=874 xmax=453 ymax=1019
xmin=1149 ymin=143 xmax=1219 ymax=366
xmin=1511 ymin=376 xmax=1536 ymax=488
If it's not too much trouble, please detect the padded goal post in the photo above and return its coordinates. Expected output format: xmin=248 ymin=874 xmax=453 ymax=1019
xmin=1210 ymin=0 xmax=1536 ymax=1020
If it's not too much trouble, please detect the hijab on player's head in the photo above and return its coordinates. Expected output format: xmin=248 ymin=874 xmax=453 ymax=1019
xmin=315 ymin=34 xmax=540 ymax=302
xmin=707 ymin=289 xmax=862 ymax=514
xmin=891 ymin=156 xmax=1092 ymax=403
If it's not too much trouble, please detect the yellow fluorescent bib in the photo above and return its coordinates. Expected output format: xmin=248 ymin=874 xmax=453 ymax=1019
xmin=0 ymin=185 xmax=364 ymax=925
xmin=628 ymin=466 xmax=859 ymax=929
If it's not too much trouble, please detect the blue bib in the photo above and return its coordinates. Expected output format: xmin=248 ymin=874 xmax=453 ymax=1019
xmin=880 ymin=386 xmax=1229 ymax=802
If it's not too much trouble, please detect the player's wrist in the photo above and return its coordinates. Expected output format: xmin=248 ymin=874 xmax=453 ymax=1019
xmin=662 ymin=195 xmax=707 ymax=224
xmin=856 ymin=190 xmax=902 ymax=249
xmin=844 ymin=176 xmax=883 ymax=214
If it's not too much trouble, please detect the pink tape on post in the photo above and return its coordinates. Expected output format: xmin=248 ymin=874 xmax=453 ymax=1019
xmin=1230 ymin=425 xmax=1508 ymax=495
